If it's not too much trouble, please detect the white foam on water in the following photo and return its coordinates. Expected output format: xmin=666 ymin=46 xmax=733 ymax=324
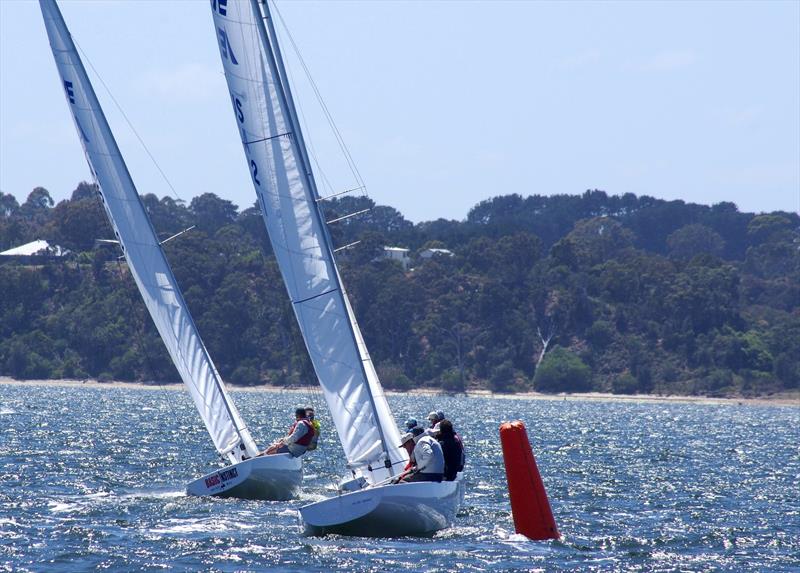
xmin=233 ymin=544 xmax=278 ymax=555
xmin=148 ymin=519 xmax=259 ymax=535
xmin=434 ymin=525 xmax=481 ymax=539
xmin=48 ymin=502 xmax=79 ymax=514
xmin=118 ymin=489 xmax=184 ymax=501
xmin=298 ymin=492 xmax=329 ymax=503
xmin=0 ymin=408 xmax=15 ymax=415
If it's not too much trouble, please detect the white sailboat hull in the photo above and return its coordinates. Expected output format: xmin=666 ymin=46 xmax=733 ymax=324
xmin=186 ymin=454 xmax=302 ymax=501
xmin=299 ymin=479 xmax=461 ymax=537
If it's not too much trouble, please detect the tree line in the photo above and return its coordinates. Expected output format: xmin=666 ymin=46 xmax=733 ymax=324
xmin=0 ymin=185 xmax=797 ymax=396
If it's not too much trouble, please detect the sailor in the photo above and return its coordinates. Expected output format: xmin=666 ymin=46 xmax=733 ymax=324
xmin=395 ymin=429 xmax=444 ymax=483
xmin=400 ymin=427 xmax=424 ymax=473
xmin=435 ymin=419 xmax=464 ymax=481
xmin=404 ymin=417 xmax=419 ymax=431
xmin=261 ymin=407 xmax=314 ymax=457
xmin=305 ymin=406 xmax=321 ymax=451
xmin=424 ymin=411 xmax=442 ymax=437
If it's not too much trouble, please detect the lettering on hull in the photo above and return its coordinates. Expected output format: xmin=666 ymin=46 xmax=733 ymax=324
xmin=204 ymin=466 xmax=240 ymax=491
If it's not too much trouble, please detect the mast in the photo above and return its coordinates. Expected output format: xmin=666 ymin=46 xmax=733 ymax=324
xmin=40 ymin=0 xmax=258 ymax=463
xmin=257 ymin=0 xmax=317 ymax=198
xmin=210 ymin=0 xmax=405 ymax=482
xmin=249 ymin=0 xmax=394 ymax=474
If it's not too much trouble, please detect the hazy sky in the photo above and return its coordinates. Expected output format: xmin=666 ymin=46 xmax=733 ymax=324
xmin=1 ymin=0 xmax=798 ymax=222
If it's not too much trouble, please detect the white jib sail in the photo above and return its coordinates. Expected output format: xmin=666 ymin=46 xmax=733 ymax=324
xmin=210 ymin=0 xmax=406 ymax=482
xmin=40 ymin=0 xmax=258 ymax=463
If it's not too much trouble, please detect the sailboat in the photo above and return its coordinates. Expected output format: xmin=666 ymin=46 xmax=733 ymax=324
xmin=209 ymin=0 xmax=462 ymax=535
xmin=39 ymin=0 xmax=302 ymax=501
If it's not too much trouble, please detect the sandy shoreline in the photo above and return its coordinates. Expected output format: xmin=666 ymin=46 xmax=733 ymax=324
xmin=1 ymin=376 xmax=797 ymax=407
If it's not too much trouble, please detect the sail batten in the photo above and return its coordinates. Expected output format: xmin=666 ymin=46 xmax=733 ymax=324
xmin=40 ymin=0 xmax=258 ymax=463
xmin=211 ymin=0 xmax=406 ymax=482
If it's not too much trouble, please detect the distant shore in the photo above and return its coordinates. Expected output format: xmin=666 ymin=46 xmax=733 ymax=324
xmin=1 ymin=376 xmax=797 ymax=407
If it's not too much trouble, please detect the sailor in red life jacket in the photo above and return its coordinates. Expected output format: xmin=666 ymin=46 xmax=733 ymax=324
xmin=400 ymin=426 xmax=424 ymax=472
xmin=260 ymin=407 xmax=314 ymax=457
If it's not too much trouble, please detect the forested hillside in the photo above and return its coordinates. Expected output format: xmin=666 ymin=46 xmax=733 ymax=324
xmin=1 ymin=185 xmax=798 ymax=396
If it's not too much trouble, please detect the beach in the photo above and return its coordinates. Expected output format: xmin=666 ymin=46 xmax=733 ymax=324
xmin=2 ymin=376 xmax=796 ymax=407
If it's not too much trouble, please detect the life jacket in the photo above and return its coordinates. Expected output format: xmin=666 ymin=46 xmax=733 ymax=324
xmin=291 ymin=419 xmax=315 ymax=447
xmin=306 ymin=419 xmax=321 ymax=451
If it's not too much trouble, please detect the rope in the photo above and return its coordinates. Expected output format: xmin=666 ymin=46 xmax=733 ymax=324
xmin=70 ymin=32 xmax=192 ymax=451
xmin=73 ymin=40 xmax=184 ymax=204
xmin=270 ymin=1 xmax=369 ymax=197
xmin=278 ymin=53 xmax=336 ymax=199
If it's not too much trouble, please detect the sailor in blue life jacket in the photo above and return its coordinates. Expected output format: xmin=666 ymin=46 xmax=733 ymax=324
xmin=394 ymin=429 xmax=444 ymax=483
xmin=261 ymin=407 xmax=314 ymax=457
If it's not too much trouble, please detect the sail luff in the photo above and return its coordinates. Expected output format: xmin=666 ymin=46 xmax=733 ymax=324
xmin=251 ymin=0 xmax=395 ymax=474
xmin=39 ymin=0 xmax=258 ymax=463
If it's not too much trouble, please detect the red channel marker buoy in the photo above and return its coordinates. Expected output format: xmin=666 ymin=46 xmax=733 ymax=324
xmin=499 ymin=420 xmax=559 ymax=540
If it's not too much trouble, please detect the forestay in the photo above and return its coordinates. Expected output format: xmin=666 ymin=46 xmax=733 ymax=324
xmin=40 ymin=0 xmax=258 ymax=463
xmin=210 ymin=0 xmax=406 ymax=482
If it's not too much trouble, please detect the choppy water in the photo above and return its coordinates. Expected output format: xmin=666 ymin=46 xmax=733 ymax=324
xmin=0 ymin=384 xmax=797 ymax=572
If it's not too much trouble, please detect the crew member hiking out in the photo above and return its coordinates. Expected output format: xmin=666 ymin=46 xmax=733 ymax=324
xmin=261 ymin=407 xmax=314 ymax=457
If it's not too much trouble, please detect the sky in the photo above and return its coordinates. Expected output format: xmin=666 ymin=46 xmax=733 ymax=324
xmin=1 ymin=0 xmax=798 ymax=223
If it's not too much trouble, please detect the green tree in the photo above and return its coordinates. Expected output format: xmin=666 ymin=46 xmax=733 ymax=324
xmin=21 ymin=187 xmax=54 ymax=212
xmin=552 ymin=217 xmax=634 ymax=268
xmin=0 ymin=192 xmax=19 ymax=217
xmin=533 ymin=346 xmax=592 ymax=392
xmin=189 ymin=193 xmax=238 ymax=233
xmin=667 ymin=224 xmax=725 ymax=260
xmin=746 ymin=214 xmax=793 ymax=245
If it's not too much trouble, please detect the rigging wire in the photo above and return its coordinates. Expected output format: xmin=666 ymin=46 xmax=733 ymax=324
xmin=71 ymin=40 xmax=231 ymax=465
xmin=281 ymin=59 xmax=336 ymax=199
xmin=270 ymin=0 xmax=369 ymax=197
xmin=71 ymin=37 xmax=196 ymax=447
xmin=73 ymin=40 xmax=184 ymax=204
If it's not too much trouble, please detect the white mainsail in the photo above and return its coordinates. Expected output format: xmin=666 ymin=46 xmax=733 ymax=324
xmin=210 ymin=0 xmax=406 ymax=482
xmin=40 ymin=0 xmax=258 ymax=464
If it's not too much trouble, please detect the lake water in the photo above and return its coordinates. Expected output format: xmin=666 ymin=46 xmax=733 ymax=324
xmin=1 ymin=384 xmax=798 ymax=572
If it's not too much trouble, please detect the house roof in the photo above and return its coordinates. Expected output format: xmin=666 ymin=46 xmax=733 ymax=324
xmin=0 ymin=240 xmax=66 ymax=257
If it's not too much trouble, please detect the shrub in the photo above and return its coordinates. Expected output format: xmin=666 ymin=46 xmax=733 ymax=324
xmin=230 ymin=365 xmax=260 ymax=386
xmin=533 ymin=346 xmax=592 ymax=392
xmin=612 ymin=372 xmax=638 ymax=394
